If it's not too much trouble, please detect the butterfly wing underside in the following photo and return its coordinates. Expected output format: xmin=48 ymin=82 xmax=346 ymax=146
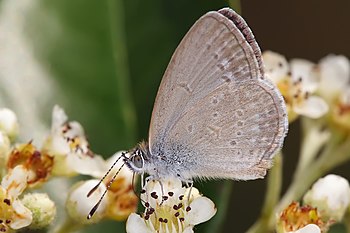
xmin=148 ymin=8 xmax=288 ymax=180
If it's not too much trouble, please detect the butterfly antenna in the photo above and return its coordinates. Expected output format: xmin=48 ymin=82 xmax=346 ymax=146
xmin=87 ymin=152 xmax=125 ymax=197
xmin=87 ymin=161 xmax=126 ymax=219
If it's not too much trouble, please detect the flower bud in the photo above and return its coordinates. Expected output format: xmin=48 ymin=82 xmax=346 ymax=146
xmin=66 ymin=180 xmax=109 ymax=224
xmin=22 ymin=193 xmax=56 ymax=229
xmin=303 ymin=174 xmax=350 ymax=222
xmin=0 ymin=108 xmax=19 ymax=140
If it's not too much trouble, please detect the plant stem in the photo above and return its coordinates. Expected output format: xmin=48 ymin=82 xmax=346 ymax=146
xmin=274 ymin=134 xmax=350 ymax=228
xmin=295 ymin=119 xmax=329 ymax=175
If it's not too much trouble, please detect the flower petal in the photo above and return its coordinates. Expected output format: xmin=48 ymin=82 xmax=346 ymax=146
xmin=186 ymin=196 xmax=216 ymax=225
xmin=9 ymin=199 xmax=33 ymax=229
xmin=126 ymin=213 xmax=151 ymax=233
xmin=293 ymin=96 xmax=329 ymax=118
xmin=340 ymin=86 xmax=350 ymax=105
xmin=51 ymin=105 xmax=68 ymax=133
xmin=183 ymin=227 xmax=194 ymax=233
xmin=1 ymin=165 xmax=28 ymax=197
xmin=318 ymin=54 xmax=350 ymax=101
xmin=262 ymin=51 xmax=289 ymax=83
xmin=293 ymin=224 xmax=321 ymax=233
xmin=67 ymin=153 xmax=106 ymax=177
xmin=290 ymin=59 xmax=318 ymax=92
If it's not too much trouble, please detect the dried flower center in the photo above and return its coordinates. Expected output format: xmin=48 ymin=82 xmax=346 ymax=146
xmin=7 ymin=143 xmax=54 ymax=186
xmin=279 ymin=202 xmax=324 ymax=232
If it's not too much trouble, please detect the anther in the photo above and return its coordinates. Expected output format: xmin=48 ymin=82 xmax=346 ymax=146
xmin=168 ymin=192 xmax=174 ymax=196
xmin=179 ymin=217 xmax=185 ymax=222
xmin=179 ymin=195 xmax=184 ymax=200
xmin=159 ymin=217 xmax=164 ymax=222
xmin=145 ymin=202 xmax=150 ymax=208
xmin=186 ymin=206 xmax=191 ymax=212
xmin=3 ymin=199 xmax=10 ymax=206
xmin=151 ymin=192 xmax=158 ymax=199
xmin=140 ymin=189 xmax=146 ymax=194
xmin=175 ymin=212 xmax=180 ymax=217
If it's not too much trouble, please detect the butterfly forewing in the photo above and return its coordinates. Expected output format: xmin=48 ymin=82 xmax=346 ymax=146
xmin=148 ymin=8 xmax=287 ymax=180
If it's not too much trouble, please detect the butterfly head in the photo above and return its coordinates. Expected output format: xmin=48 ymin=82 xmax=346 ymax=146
xmin=124 ymin=142 xmax=150 ymax=174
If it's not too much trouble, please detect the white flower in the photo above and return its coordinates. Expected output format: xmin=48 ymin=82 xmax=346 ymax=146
xmin=317 ymin=54 xmax=350 ymax=102
xmin=22 ymin=193 xmax=56 ymax=229
xmin=0 ymin=108 xmax=19 ymax=140
xmin=126 ymin=178 xmax=216 ymax=233
xmin=288 ymin=224 xmax=321 ymax=233
xmin=263 ymin=51 xmax=328 ymax=121
xmin=42 ymin=105 xmax=103 ymax=177
xmin=303 ymin=174 xmax=350 ymax=221
xmin=0 ymin=165 xmax=32 ymax=231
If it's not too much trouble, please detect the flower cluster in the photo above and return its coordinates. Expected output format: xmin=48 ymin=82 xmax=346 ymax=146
xmin=263 ymin=51 xmax=350 ymax=126
xmin=260 ymin=51 xmax=350 ymax=233
xmin=0 ymin=105 xmax=139 ymax=231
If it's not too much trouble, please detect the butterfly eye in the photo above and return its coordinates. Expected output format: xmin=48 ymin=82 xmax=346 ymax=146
xmin=131 ymin=151 xmax=144 ymax=169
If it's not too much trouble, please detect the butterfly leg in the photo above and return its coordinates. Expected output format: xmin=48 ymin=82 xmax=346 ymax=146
xmin=184 ymin=179 xmax=194 ymax=203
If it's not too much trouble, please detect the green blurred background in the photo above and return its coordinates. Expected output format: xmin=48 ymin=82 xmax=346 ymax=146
xmin=0 ymin=0 xmax=349 ymax=232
